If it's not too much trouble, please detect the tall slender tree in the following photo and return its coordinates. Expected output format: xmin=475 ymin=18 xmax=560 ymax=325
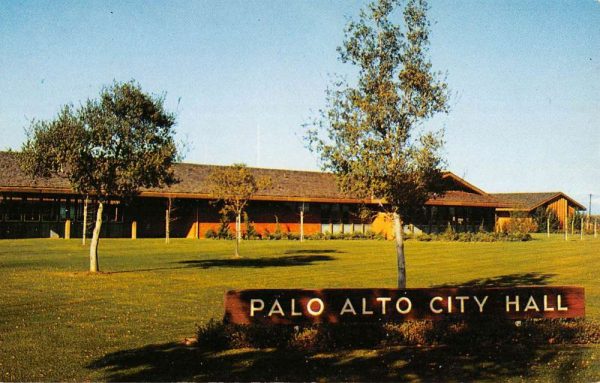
xmin=21 ymin=81 xmax=180 ymax=272
xmin=307 ymin=0 xmax=448 ymax=287
xmin=208 ymin=164 xmax=270 ymax=258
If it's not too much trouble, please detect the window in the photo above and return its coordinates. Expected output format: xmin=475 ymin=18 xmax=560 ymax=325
xmin=299 ymin=203 xmax=310 ymax=213
xmin=23 ymin=198 xmax=40 ymax=221
xmin=103 ymin=203 xmax=124 ymax=223
xmin=59 ymin=201 xmax=70 ymax=221
xmin=74 ymin=198 xmax=85 ymax=222
xmin=40 ymin=199 xmax=59 ymax=221
xmin=5 ymin=197 xmax=22 ymax=221
xmin=320 ymin=204 xmax=331 ymax=223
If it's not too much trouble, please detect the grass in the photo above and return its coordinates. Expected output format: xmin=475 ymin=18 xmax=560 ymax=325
xmin=0 ymin=234 xmax=599 ymax=381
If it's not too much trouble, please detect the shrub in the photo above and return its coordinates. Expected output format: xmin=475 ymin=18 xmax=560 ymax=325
xmin=204 ymin=228 xmax=217 ymax=239
xmin=216 ymin=214 xmax=232 ymax=239
xmin=507 ymin=232 xmax=532 ymax=242
xmin=441 ymin=223 xmax=458 ymax=241
xmin=243 ymin=212 xmax=261 ymax=239
xmin=383 ymin=321 xmax=437 ymax=346
xmin=417 ymin=233 xmax=432 ymax=241
xmin=361 ymin=230 xmax=385 ymax=240
xmin=289 ymin=327 xmax=321 ymax=351
xmin=342 ymin=232 xmax=354 ymax=240
xmin=351 ymin=231 xmax=365 ymax=239
xmin=423 ymin=231 xmax=532 ymax=242
xmin=504 ymin=211 xmax=537 ymax=235
xmin=196 ymin=319 xmax=600 ymax=352
xmin=274 ymin=216 xmax=283 ymax=238
xmin=287 ymin=232 xmax=300 ymax=241
xmin=196 ymin=319 xmax=230 ymax=350
xmin=308 ymin=232 xmax=324 ymax=240
xmin=473 ymin=232 xmax=496 ymax=242
xmin=533 ymin=207 xmax=560 ymax=233
xmin=457 ymin=232 xmax=473 ymax=242
xmin=269 ymin=231 xmax=283 ymax=240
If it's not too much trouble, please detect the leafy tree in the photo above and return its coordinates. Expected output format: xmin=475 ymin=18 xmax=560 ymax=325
xmin=306 ymin=0 xmax=448 ymax=287
xmin=533 ymin=207 xmax=560 ymax=233
xmin=208 ymin=164 xmax=270 ymax=257
xmin=21 ymin=81 xmax=179 ymax=272
xmin=216 ymin=213 xmax=233 ymax=239
xmin=243 ymin=212 xmax=260 ymax=239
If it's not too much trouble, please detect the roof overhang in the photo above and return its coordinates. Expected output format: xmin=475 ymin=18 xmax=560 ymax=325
xmin=0 ymin=187 xmax=377 ymax=205
xmin=425 ymin=200 xmax=500 ymax=208
xmin=494 ymin=192 xmax=587 ymax=212
xmin=442 ymin=172 xmax=487 ymax=195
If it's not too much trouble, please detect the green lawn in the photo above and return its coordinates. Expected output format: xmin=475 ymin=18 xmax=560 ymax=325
xmin=0 ymin=235 xmax=599 ymax=381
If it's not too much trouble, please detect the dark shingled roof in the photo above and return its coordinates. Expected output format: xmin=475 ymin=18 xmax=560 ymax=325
xmin=492 ymin=192 xmax=586 ymax=211
xmin=160 ymin=163 xmax=350 ymax=201
xmin=0 ymin=151 xmax=72 ymax=190
xmin=0 ymin=151 xmax=353 ymax=202
xmin=0 ymin=151 xmax=504 ymax=206
xmin=426 ymin=190 xmax=503 ymax=208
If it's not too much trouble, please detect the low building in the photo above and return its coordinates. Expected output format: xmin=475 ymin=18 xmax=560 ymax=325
xmin=0 ymin=151 xmax=585 ymax=239
xmin=492 ymin=192 xmax=586 ymax=231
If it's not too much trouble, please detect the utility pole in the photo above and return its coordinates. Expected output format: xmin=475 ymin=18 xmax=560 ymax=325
xmin=587 ymin=194 xmax=592 ymax=232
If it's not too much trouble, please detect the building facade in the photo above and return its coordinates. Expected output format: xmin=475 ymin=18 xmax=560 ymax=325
xmin=492 ymin=192 xmax=586 ymax=231
xmin=0 ymin=151 xmax=585 ymax=239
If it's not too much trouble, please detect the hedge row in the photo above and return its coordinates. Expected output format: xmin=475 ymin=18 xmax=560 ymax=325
xmin=196 ymin=319 xmax=600 ymax=352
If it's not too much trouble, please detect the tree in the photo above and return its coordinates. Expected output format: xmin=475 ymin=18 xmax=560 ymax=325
xmin=533 ymin=206 xmax=560 ymax=234
xmin=208 ymin=164 xmax=270 ymax=257
xmin=21 ymin=81 xmax=179 ymax=272
xmin=306 ymin=0 xmax=448 ymax=288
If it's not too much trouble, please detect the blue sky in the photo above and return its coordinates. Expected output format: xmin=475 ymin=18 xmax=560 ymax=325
xmin=1 ymin=0 xmax=599 ymax=211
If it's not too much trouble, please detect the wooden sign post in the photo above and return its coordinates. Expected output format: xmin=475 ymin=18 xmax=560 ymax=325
xmin=224 ymin=286 xmax=585 ymax=325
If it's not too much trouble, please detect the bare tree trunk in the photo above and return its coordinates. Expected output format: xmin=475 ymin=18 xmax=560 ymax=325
xmin=82 ymin=196 xmax=88 ymax=245
xmin=165 ymin=198 xmax=171 ymax=244
xmin=89 ymin=201 xmax=103 ymax=273
xmin=235 ymin=212 xmax=241 ymax=258
xmin=300 ymin=206 xmax=304 ymax=242
xmin=393 ymin=212 xmax=406 ymax=288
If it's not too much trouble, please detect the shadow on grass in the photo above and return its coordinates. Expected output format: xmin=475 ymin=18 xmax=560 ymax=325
xmin=105 ymin=267 xmax=189 ymax=274
xmin=283 ymin=249 xmax=341 ymax=255
xmin=97 ymin=252 xmax=340 ymax=274
xmin=434 ymin=272 xmax=556 ymax=288
xmin=178 ymin=255 xmax=336 ymax=269
xmin=87 ymin=333 xmax=592 ymax=382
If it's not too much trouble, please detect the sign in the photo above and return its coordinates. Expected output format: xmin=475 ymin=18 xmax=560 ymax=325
xmin=224 ymin=286 xmax=585 ymax=325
